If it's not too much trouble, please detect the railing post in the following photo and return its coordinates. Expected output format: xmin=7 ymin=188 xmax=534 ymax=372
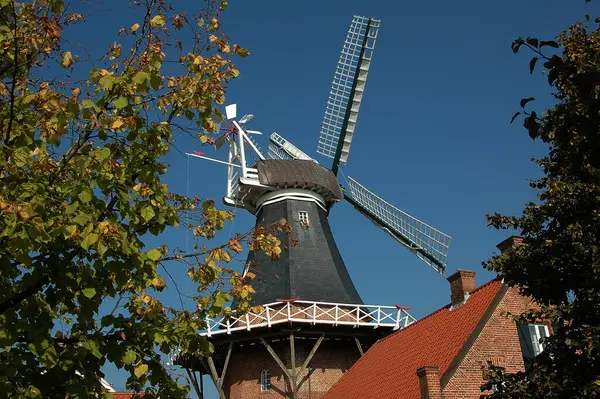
xmin=395 ymin=309 xmax=401 ymax=329
xmin=335 ymin=305 xmax=339 ymax=326
xmin=355 ymin=305 xmax=360 ymax=326
xmin=226 ymin=318 xmax=231 ymax=334
xmin=266 ymin=305 xmax=272 ymax=327
xmin=206 ymin=315 xmax=212 ymax=337
xmin=246 ymin=313 xmax=250 ymax=331
xmin=312 ymin=303 xmax=316 ymax=325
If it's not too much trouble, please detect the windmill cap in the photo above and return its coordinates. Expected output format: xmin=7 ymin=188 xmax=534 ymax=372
xmin=255 ymin=159 xmax=343 ymax=203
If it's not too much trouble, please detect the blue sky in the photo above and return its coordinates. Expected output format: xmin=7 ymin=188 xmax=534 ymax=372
xmin=61 ymin=0 xmax=597 ymax=396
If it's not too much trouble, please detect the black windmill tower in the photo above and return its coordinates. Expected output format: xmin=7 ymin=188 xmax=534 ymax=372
xmin=179 ymin=16 xmax=451 ymax=399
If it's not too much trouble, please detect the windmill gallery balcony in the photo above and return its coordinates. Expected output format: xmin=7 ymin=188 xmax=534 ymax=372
xmin=202 ymin=299 xmax=417 ymax=337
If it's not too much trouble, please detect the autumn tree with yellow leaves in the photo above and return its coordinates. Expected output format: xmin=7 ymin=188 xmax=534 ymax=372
xmin=0 ymin=0 xmax=286 ymax=397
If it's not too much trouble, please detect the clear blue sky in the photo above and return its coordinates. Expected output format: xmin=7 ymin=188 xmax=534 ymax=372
xmin=63 ymin=0 xmax=596 ymax=396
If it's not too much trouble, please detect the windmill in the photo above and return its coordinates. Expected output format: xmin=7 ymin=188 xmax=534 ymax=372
xmin=180 ymin=16 xmax=449 ymax=399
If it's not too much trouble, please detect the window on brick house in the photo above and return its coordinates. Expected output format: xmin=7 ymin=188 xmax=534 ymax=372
xmin=517 ymin=323 xmax=550 ymax=365
xmin=260 ymin=369 xmax=271 ymax=391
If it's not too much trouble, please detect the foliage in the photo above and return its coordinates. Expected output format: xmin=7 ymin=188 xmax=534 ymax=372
xmin=0 ymin=0 xmax=288 ymax=397
xmin=482 ymin=13 xmax=600 ymax=399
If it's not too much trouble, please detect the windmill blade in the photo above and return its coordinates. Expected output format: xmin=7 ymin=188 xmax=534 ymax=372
xmin=317 ymin=16 xmax=380 ymax=175
xmin=239 ymin=114 xmax=254 ymax=124
xmin=344 ymin=176 xmax=451 ymax=275
xmin=268 ymin=132 xmax=317 ymax=162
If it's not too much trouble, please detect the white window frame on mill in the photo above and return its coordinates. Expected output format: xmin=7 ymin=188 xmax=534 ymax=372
xmin=298 ymin=211 xmax=309 ymax=228
xmin=260 ymin=369 xmax=272 ymax=392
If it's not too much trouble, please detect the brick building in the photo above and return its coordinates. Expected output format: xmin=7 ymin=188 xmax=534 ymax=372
xmin=326 ymin=252 xmax=547 ymax=398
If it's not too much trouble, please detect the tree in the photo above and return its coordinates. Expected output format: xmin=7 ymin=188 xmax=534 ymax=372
xmin=0 ymin=1 xmax=287 ymax=397
xmin=483 ymin=10 xmax=600 ymax=399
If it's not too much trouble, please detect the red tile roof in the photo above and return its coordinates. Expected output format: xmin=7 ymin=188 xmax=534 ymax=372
xmin=326 ymin=278 xmax=504 ymax=399
xmin=111 ymin=393 xmax=143 ymax=399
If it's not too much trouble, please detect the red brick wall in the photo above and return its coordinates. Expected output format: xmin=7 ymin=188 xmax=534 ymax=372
xmin=442 ymin=287 xmax=538 ymax=398
xmin=224 ymin=337 xmax=360 ymax=399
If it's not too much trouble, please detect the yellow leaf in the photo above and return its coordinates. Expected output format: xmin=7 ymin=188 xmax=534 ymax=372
xmin=111 ymin=119 xmax=124 ymax=129
xmin=134 ymin=363 xmax=148 ymax=378
xmin=150 ymin=15 xmax=166 ymax=27
xmin=71 ymin=87 xmax=80 ymax=99
xmin=131 ymin=23 xmax=140 ymax=32
xmin=133 ymin=183 xmax=142 ymax=191
xmin=61 ymin=52 xmax=74 ymax=68
xmin=199 ymin=134 xmax=208 ymax=143
xmin=193 ymin=55 xmax=204 ymax=65
xmin=151 ymin=276 xmax=165 ymax=289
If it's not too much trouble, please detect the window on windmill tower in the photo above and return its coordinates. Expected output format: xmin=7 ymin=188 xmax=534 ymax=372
xmin=260 ymin=369 xmax=272 ymax=391
xmin=298 ymin=211 xmax=309 ymax=227
xmin=516 ymin=322 xmax=550 ymax=366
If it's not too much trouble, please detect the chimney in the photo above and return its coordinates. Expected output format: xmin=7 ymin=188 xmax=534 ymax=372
xmin=496 ymin=235 xmax=524 ymax=254
xmin=447 ymin=270 xmax=476 ymax=308
xmin=416 ymin=366 xmax=442 ymax=399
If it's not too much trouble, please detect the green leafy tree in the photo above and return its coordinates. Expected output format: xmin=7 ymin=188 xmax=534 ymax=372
xmin=483 ymin=11 xmax=600 ymax=399
xmin=0 ymin=0 xmax=286 ymax=397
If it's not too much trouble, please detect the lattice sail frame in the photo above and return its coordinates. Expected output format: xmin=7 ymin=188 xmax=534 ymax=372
xmin=317 ymin=16 xmax=380 ymax=171
xmin=268 ymin=132 xmax=316 ymax=162
xmin=345 ymin=177 xmax=451 ymax=274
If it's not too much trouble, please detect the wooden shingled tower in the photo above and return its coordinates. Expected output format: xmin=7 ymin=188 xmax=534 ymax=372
xmin=177 ymin=16 xmax=451 ymax=399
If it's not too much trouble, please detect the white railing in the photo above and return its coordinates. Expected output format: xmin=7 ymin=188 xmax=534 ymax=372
xmin=202 ymin=300 xmax=416 ymax=337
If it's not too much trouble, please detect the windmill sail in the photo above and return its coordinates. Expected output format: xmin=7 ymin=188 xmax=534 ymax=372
xmin=268 ymin=132 xmax=317 ymax=162
xmin=344 ymin=176 xmax=451 ymax=275
xmin=317 ymin=16 xmax=380 ymax=175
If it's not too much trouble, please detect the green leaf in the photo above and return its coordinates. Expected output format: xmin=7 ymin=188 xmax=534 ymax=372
xmin=133 ymin=72 xmax=149 ymax=85
xmin=81 ymin=233 xmax=99 ymax=250
xmin=63 ymin=225 xmax=77 ymax=239
xmin=73 ymin=212 xmax=91 ymax=226
xmin=510 ymin=112 xmax=521 ymax=124
xmin=12 ymin=148 xmax=28 ymax=167
xmin=82 ymin=99 xmax=95 ymax=109
xmin=520 ymin=97 xmax=535 ymax=108
xmin=213 ymin=292 xmax=229 ymax=308
xmin=82 ymin=287 xmax=96 ymax=299
xmin=236 ymin=47 xmax=250 ymax=58
xmin=82 ymin=340 xmax=102 ymax=358
xmin=40 ymin=346 xmax=59 ymax=368
xmin=134 ymin=363 xmax=148 ymax=378
xmin=123 ymin=350 xmax=137 ymax=364
xmin=140 ymin=205 xmax=155 ymax=222
xmin=95 ymin=147 xmax=110 ymax=161
xmin=540 ymin=40 xmax=559 ymax=49
xmin=147 ymin=248 xmax=161 ymax=261
xmin=529 ymin=57 xmax=538 ymax=74
xmin=525 ymin=37 xmax=539 ymax=48
xmin=150 ymin=75 xmax=162 ymax=90
xmin=78 ymin=190 xmax=92 ymax=203
xmin=113 ymin=97 xmax=128 ymax=109
xmin=99 ymin=75 xmax=115 ymax=91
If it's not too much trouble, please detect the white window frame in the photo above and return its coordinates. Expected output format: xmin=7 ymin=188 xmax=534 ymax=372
xmin=530 ymin=324 xmax=550 ymax=356
xmin=298 ymin=211 xmax=309 ymax=227
xmin=260 ymin=369 xmax=271 ymax=392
